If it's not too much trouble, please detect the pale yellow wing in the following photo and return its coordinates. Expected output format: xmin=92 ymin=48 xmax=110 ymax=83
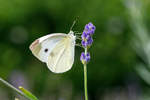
xmin=47 ymin=36 xmax=75 ymax=73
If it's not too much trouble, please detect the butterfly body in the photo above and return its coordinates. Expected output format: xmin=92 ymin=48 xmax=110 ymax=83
xmin=30 ymin=31 xmax=76 ymax=73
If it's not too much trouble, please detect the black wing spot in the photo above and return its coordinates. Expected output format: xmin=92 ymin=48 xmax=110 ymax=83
xmin=44 ymin=48 xmax=48 ymax=53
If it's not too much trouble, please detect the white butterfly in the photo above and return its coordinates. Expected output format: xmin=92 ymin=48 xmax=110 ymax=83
xmin=29 ymin=31 xmax=76 ymax=73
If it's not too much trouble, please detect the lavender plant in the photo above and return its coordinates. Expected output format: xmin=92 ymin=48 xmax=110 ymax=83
xmin=80 ymin=22 xmax=96 ymax=100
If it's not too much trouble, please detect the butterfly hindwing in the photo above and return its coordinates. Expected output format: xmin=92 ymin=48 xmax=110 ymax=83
xmin=47 ymin=35 xmax=75 ymax=73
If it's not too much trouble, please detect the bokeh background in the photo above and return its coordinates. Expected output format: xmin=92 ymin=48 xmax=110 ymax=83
xmin=0 ymin=0 xmax=150 ymax=100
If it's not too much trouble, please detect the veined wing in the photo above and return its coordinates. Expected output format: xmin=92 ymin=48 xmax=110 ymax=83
xmin=29 ymin=33 xmax=67 ymax=62
xmin=47 ymin=36 xmax=75 ymax=73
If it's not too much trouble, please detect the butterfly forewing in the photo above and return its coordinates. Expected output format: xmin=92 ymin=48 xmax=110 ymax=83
xmin=30 ymin=33 xmax=67 ymax=62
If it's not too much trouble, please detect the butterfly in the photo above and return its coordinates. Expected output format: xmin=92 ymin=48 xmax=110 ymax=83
xmin=29 ymin=30 xmax=76 ymax=73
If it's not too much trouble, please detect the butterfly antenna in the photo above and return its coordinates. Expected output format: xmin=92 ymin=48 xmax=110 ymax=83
xmin=70 ymin=17 xmax=79 ymax=31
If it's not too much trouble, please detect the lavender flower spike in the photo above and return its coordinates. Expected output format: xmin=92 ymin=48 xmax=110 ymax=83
xmin=81 ymin=22 xmax=95 ymax=48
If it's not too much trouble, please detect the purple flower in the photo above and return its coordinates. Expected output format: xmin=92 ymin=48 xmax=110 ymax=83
xmin=86 ymin=53 xmax=90 ymax=62
xmin=80 ymin=22 xmax=95 ymax=64
xmin=84 ymin=22 xmax=96 ymax=35
xmin=81 ymin=36 xmax=93 ymax=47
xmin=80 ymin=52 xmax=90 ymax=64
xmin=81 ymin=34 xmax=93 ymax=47
xmin=81 ymin=32 xmax=92 ymax=40
xmin=80 ymin=52 xmax=86 ymax=61
xmin=81 ymin=32 xmax=88 ymax=40
xmin=87 ymin=36 xmax=93 ymax=45
xmin=81 ymin=22 xmax=95 ymax=48
xmin=81 ymin=40 xmax=87 ymax=47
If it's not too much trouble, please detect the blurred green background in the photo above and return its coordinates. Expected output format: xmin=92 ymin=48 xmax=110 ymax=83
xmin=0 ymin=0 xmax=150 ymax=100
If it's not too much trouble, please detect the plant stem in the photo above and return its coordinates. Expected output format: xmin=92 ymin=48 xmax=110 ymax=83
xmin=84 ymin=47 xmax=88 ymax=100
xmin=0 ymin=77 xmax=38 ymax=100
xmin=0 ymin=77 xmax=25 ymax=96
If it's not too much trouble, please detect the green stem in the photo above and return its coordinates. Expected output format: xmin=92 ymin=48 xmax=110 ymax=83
xmin=84 ymin=47 xmax=88 ymax=100
xmin=0 ymin=77 xmax=38 ymax=100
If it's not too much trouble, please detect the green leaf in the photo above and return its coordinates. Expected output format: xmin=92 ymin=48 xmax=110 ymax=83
xmin=19 ymin=86 xmax=38 ymax=100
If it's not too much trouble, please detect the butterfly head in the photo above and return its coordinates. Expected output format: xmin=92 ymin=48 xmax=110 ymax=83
xmin=68 ymin=30 xmax=76 ymax=40
xmin=69 ymin=30 xmax=74 ymax=35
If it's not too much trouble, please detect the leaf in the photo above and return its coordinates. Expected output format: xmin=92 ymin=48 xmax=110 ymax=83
xmin=19 ymin=86 xmax=38 ymax=100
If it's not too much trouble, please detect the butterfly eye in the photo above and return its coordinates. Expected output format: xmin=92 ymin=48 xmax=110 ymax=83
xmin=44 ymin=48 xmax=48 ymax=53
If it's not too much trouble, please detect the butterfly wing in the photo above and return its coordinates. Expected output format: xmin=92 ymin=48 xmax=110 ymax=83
xmin=29 ymin=33 xmax=67 ymax=63
xmin=47 ymin=35 xmax=75 ymax=73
